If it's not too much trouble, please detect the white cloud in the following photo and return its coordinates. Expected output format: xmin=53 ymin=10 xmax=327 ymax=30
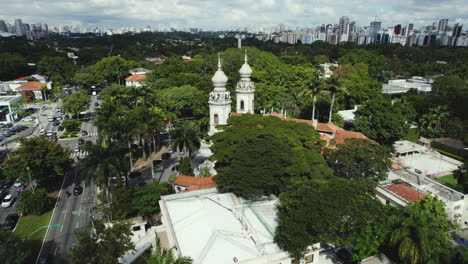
xmin=0 ymin=0 xmax=466 ymax=30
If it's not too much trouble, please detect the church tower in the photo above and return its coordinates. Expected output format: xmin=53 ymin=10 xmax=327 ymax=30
xmin=236 ymin=51 xmax=255 ymax=114
xmin=208 ymin=53 xmax=231 ymax=135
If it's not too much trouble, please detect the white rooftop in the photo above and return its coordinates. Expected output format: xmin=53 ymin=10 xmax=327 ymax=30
xmin=161 ymin=188 xmax=283 ymax=264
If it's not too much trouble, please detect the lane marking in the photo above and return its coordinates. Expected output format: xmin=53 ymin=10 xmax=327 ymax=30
xmin=54 ymin=246 xmax=59 ymax=256
xmin=76 ymin=221 xmax=79 ymax=228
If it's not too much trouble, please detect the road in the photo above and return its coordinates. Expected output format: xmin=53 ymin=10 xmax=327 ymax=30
xmin=0 ymin=184 xmax=22 ymax=226
xmin=39 ymin=170 xmax=98 ymax=264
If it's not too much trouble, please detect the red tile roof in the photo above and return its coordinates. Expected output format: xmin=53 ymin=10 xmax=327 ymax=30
xmin=385 ymin=184 xmax=424 ymax=201
xmin=125 ymin=74 xmax=147 ymax=81
xmin=173 ymin=175 xmax=215 ymax=187
xmin=334 ymin=130 xmax=368 ymax=145
xmin=16 ymin=76 xmax=29 ymax=81
xmin=16 ymin=81 xmax=46 ymax=91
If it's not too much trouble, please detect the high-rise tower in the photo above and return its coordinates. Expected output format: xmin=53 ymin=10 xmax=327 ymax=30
xmin=236 ymin=51 xmax=255 ymax=114
xmin=208 ymin=53 xmax=231 ymax=135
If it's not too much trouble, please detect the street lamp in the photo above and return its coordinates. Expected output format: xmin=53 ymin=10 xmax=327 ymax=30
xmin=27 ymin=166 xmax=34 ymax=193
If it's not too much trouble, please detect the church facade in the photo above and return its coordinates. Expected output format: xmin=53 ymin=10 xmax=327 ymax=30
xmin=208 ymin=51 xmax=255 ymax=135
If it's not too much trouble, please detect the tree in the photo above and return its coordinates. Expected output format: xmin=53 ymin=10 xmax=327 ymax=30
xmin=419 ymin=106 xmax=450 ymax=137
xmin=94 ymin=56 xmax=131 ymax=85
xmin=61 ymin=119 xmax=81 ymax=133
xmin=170 ymin=121 xmax=201 ymax=156
xmin=304 ymin=72 xmax=322 ymax=121
xmin=325 ymin=76 xmax=347 ymax=123
xmin=386 ymin=204 xmax=452 ymax=264
xmin=110 ymin=187 xmax=136 ymax=220
xmin=0 ymin=230 xmax=31 ymax=264
xmin=178 ymin=157 xmax=193 ymax=176
xmin=354 ymin=97 xmax=416 ymax=145
xmin=69 ymin=220 xmax=134 ymax=264
xmin=324 ymin=138 xmax=389 ymax=181
xmin=454 ymin=160 xmax=468 ymax=194
xmin=16 ymin=188 xmax=50 ymax=215
xmin=313 ymin=55 xmax=329 ymax=64
xmin=37 ymin=56 xmax=76 ymax=83
xmin=0 ymin=53 xmax=31 ymax=81
xmin=2 ymin=137 xmax=72 ymax=187
xmin=275 ymin=179 xmax=384 ymax=259
xmin=132 ymin=183 xmax=174 ymax=218
xmin=148 ymin=237 xmax=192 ymax=264
xmin=62 ymin=90 xmax=91 ymax=118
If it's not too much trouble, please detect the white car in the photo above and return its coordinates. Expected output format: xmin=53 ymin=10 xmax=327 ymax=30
xmin=13 ymin=182 xmax=23 ymax=188
xmin=22 ymin=116 xmax=35 ymax=122
xmin=1 ymin=195 xmax=14 ymax=208
xmin=39 ymin=128 xmax=45 ymax=135
xmin=46 ymin=131 xmax=54 ymax=137
xmin=74 ymin=146 xmax=80 ymax=152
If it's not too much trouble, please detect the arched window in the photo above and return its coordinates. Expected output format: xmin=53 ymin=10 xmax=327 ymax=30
xmin=240 ymin=100 xmax=245 ymax=110
xmin=214 ymin=114 xmax=219 ymax=125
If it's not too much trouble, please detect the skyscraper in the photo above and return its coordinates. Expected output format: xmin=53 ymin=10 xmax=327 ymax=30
xmin=452 ymin=23 xmax=463 ymax=46
xmin=394 ymin=24 xmax=402 ymax=35
xmin=338 ymin=16 xmax=350 ymax=42
xmin=438 ymin=19 xmax=448 ymax=31
xmin=14 ymin=19 xmax=25 ymax=36
xmin=0 ymin=20 xmax=7 ymax=32
xmin=370 ymin=21 xmax=381 ymax=42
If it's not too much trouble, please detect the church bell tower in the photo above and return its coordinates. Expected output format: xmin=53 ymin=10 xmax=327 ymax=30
xmin=236 ymin=50 xmax=255 ymax=114
xmin=208 ymin=53 xmax=231 ymax=135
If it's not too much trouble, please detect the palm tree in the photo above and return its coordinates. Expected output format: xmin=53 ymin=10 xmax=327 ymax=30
xmin=170 ymin=121 xmax=201 ymax=156
xmin=148 ymin=238 xmax=192 ymax=264
xmin=325 ymin=76 xmax=348 ymax=123
xmin=306 ymin=72 xmax=323 ymax=122
xmin=387 ymin=208 xmax=449 ymax=264
xmin=80 ymin=140 xmax=129 ymax=220
xmin=419 ymin=106 xmax=449 ymax=137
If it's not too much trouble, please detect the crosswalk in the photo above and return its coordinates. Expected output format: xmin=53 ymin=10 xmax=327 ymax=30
xmin=71 ymin=151 xmax=89 ymax=158
xmin=83 ymin=132 xmax=98 ymax=137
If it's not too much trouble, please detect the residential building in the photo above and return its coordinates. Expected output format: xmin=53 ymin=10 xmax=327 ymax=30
xmin=370 ymin=21 xmax=381 ymax=42
xmin=338 ymin=16 xmax=349 ymax=42
xmin=157 ymin=188 xmax=337 ymax=264
xmin=438 ymin=19 xmax=448 ymax=32
xmin=382 ymin=76 xmax=433 ymax=95
xmin=15 ymin=81 xmax=48 ymax=101
xmin=0 ymin=20 xmax=7 ymax=32
xmin=376 ymin=169 xmax=468 ymax=229
xmin=129 ymin=67 xmax=151 ymax=75
xmin=124 ymin=74 xmax=147 ymax=87
xmin=0 ymin=95 xmax=22 ymax=123
xmin=14 ymin=19 xmax=24 ymax=36
xmin=172 ymin=175 xmax=216 ymax=193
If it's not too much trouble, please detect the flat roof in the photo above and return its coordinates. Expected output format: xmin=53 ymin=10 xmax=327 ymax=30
xmin=393 ymin=140 xmax=426 ymax=154
xmin=0 ymin=95 xmax=22 ymax=104
xmin=161 ymin=188 xmax=282 ymax=264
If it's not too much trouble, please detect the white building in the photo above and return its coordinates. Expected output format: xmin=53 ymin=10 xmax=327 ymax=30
xmin=157 ymin=188 xmax=337 ymax=264
xmin=376 ymin=169 xmax=468 ymax=229
xmin=208 ymin=54 xmax=231 ymax=135
xmin=124 ymin=74 xmax=147 ymax=87
xmin=382 ymin=76 xmax=433 ymax=95
xmin=319 ymin=63 xmax=338 ymax=78
xmin=0 ymin=95 xmax=22 ymax=123
xmin=236 ymin=51 xmax=255 ymax=114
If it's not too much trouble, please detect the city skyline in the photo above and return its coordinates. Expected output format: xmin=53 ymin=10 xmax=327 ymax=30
xmin=1 ymin=0 xmax=467 ymax=30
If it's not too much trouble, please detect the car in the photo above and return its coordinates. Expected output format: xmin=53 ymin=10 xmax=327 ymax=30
xmin=39 ymin=128 xmax=45 ymax=134
xmin=78 ymin=138 xmax=85 ymax=145
xmin=57 ymin=126 xmax=64 ymax=131
xmin=22 ymin=116 xmax=35 ymax=122
xmin=47 ymin=116 xmax=55 ymax=122
xmin=172 ymin=165 xmax=179 ymax=172
xmin=2 ymin=131 xmax=12 ymax=137
xmin=1 ymin=213 xmax=19 ymax=230
xmin=129 ymin=171 xmax=142 ymax=179
xmin=94 ymin=102 xmax=99 ymax=106
xmin=73 ymin=185 xmax=83 ymax=195
xmin=161 ymin=153 xmax=171 ymax=160
xmin=74 ymin=146 xmax=80 ymax=152
xmin=0 ymin=180 xmax=12 ymax=189
xmin=53 ymin=120 xmax=60 ymax=126
xmin=1 ymin=194 xmax=14 ymax=207
xmin=13 ymin=182 xmax=24 ymax=188
xmin=38 ymin=255 xmax=49 ymax=264
xmin=46 ymin=131 xmax=54 ymax=137
xmin=3 ymin=123 xmax=13 ymax=128
xmin=135 ymin=182 xmax=146 ymax=188
xmin=81 ymin=130 xmax=88 ymax=136
xmin=56 ymin=107 xmax=62 ymax=112
xmin=159 ymin=130 xmax=168 ymax=135
xmin=153 ymin=160 xmax=163 ymax=166
xmin=55 ymin=116 xmax=62 ymax=121
xmin=64 ymin=115 xmax=70 ymax=119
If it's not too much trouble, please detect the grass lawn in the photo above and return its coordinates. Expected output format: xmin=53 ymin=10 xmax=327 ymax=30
xmin=435 ymin=175 xmax=464 ymax=193
xmin=14 ymin=209 xmax=54 ymax=262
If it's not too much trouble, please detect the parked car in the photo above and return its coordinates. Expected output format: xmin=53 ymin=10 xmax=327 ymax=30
xmin=81 ymin=130 xmax=88 ymax=136
xmin=39 ymin=128 xmax=45 ymax=134
xmin=73 ymin=185 xmax=83 ymax=195
xmin=57 ymin=126 xmax=64 ymax=131
xmin=53 ymin=120 xmax=60 ymax=126
xmin=22 ymin=116 xmax=35 ymax=122
xmin=129 ymin=171 xmax=142 ymax=179
xmin=1 ymin=194 xmax=14 ymax=207
xmin=1 ymin=213 xmax=19 ymax=230
xmin=78 ymin=138 xmax=85 ymax=145
xmin=3 ymin=123 xmax=13 ymax=128
xmin=161 ymin=153 xmax=171 ymax=160
xmin=47 ymin=116 xmax=55 ymax=122
xmin=94 ymin=102 xmax=99 ymax=106
xmin=46 ymin=131 xmax=54 ymax=137
xmin=13 ymin=182 xmax=24 ymax=188
xmin=135 ymin=182 xmax=146 ymax=188
xmin=38 ymin=255 xmax=49 ymax=264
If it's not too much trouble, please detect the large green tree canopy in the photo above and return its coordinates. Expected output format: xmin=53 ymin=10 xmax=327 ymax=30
xmin=211 ymin=114 xmax=332 ymax=198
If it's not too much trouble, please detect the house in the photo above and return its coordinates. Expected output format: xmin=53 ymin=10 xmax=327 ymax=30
xmin=182 ymin=55 xmax=192 ymax=62
xmin=172 ymin=175 xmax=216 ymax=193
xmin=382 ymin=76 xmax=433 ymax=95
xmin=15 ymin=81 xmax=48 ymax=101
xmin=125 ymin=74 xmax=147 ymax=87
xmin=337 ymin=105 xmax=359 ymax=126
xmin=146 ymin=57 xmax=165 ymax=64
xmin=157 ymin=188 xmax=338 ymax=264
xmin=0 ymin=95 xmax=22 ymax=123
xmin=376 ymin=169 xmax=468 ymax=228
xmin=129 ymin=67 xmax=152 ymax=75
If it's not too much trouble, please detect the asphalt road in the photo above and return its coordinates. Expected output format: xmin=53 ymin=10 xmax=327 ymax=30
xmin=0 ymin=184 xmax=21 ymax=226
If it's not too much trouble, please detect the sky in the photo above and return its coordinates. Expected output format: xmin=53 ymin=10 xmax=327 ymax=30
xmin=1 ymin=0 xmax=467 ymax=30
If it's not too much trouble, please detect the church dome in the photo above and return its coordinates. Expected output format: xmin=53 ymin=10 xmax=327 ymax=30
xmin=239 ymin=63 xmax=252 ymax=78
xmin=212 ymin=69 xmax=228 ymax=88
